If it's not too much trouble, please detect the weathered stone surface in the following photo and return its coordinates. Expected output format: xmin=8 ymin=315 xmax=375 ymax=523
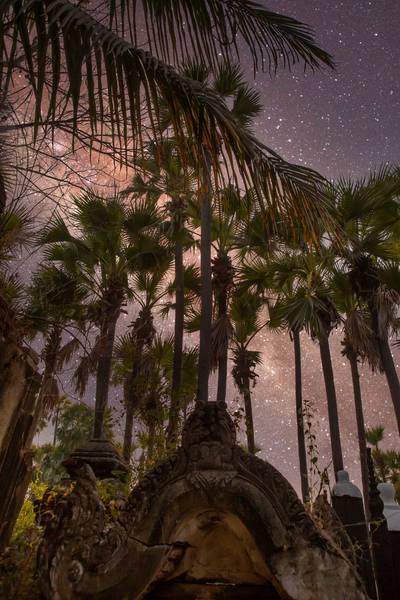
xmin=0 ymin=296 xmax=42 ymax=550
xmin=70 ymin=438 xmax=128 ymax=478
xmin=38 ymin=402 xmax=371 ymax=599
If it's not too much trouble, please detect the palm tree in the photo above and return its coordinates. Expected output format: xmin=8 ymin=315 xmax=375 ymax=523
xmin=247 ymin=248 xmax=345 ymax=475
xmin=2 ymin=0 xmax=337 ymax=409
xmin=332 ymin=168 xmax=400 ymax=435
xmin=230 ymin=292 xmax=265 ymax=454
xmin=120 ymin=268 xmax=171 ymax=461
xmin=266 ymin=278 xmax=310 ymax=500
xmin=330 ymin=268 xmax=380 ymax=505
xmin=25 ymin=264 xmax=87 ymax=412
xmin=39 ymin=192 xmax=166 ymax=438
xmin=123 ymin=139 xmax=197 ymax=443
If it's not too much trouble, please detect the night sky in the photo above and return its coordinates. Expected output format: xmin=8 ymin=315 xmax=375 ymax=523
xmin=236 ymin=0 xmax=400 ymax=492
xmin=33 ymin=1 xmax=400 ymax=495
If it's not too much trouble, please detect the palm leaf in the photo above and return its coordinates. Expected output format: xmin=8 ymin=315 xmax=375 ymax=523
xmin=111 ymin=0 xmax=334 ymax=73
xmin=1 ymin=0 xmax=338 ymax=243
xmin=73 ymin=338 xmax=101 ymax=396
xmin=39 ymin=375 xmax=60 ymax=411
xmin=56 ymin=336 xmax=80 ymax=370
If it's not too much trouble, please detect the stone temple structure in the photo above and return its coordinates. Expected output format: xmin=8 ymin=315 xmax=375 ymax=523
xmin=38 ymin=402 xmax=370 ymax=599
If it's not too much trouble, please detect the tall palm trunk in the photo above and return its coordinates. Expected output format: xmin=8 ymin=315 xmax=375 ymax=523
xmin=197 ymin=152 xmax=212 ymax=404
xmin=348 ymin=350 xmax=369 ymax=508
xmin=122 ymin=346 xmax=144 ymax=461
xmin=52 ymin=404 xmax=60 ymax=446
xmin=93 ymin=312 xmax=119 ymax=438
xmin=215 ymin=254 xmax=231 ymax=404
xmin=318 ymin=332 xmax=344 ymax=475
xmin=122 ymin=378 xmax=135 ymax=462
xmin=370 ymin=308 xmax=400 ymax=435
xmin=242 ymin=376 xmax=255 ymax=454
xmin=377 ymin=334 xmax=400 ymax=435
xmin=123 ymin=307 xmax=155 ymax=459
xmin=293 ymin=329 xmax=309 ymax=502
xmin=40 ymin=324 xmax=62 ymax=407
xmin=0 ymin=172 xmax=6 ymax=215
xmin=166 ymin=240 xmax=184 ymax=444
xmin=216 ymin=295 xmax=228 ymax=404
xmin=147 ymin=419 xmax=156 ymax=464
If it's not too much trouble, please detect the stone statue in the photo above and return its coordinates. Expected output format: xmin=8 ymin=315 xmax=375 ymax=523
xmin=378 ymin=482 xmax=400 ymax=531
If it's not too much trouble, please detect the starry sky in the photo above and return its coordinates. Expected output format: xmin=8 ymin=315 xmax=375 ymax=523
xmin=250 ymin=0 xmax=400 ymax=181
xmin=236 ymin=0 xmax=400 ymax=492
xmin=31 ymin=1 xmax=400 ymax=496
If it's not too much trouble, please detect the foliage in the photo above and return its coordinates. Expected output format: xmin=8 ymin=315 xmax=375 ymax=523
xmin=0 ymin=478 xmax=47 ymax=600
xmin=302 ymin=396 xmax=331 ymax=505
xmin=33 ymin=399 xmax=114 ymax=485
xmin=0 ymin=471 xmax=129 ymax=600
xmin=366 ymin=425 xmax=400 ymax=501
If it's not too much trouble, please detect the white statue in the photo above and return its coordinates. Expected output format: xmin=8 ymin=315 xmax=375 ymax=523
xmin=378 ymin=482 xmax=400 ymax=531
xmin=332 ymin=470 xmax=362 ymax=498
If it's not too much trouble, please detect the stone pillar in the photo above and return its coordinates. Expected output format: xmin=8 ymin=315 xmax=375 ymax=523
xmin=378 ymin=482 xmax=400 ymax=595
xmin=70 ymin=438 xmax=128 ymax=479
xmin=367 ymin=449 xmax=397 ymax=600
xmin=0 ymin=297 xmax=42 ymax=550
xmin=332 ymin=470 xmax=376 ymax=599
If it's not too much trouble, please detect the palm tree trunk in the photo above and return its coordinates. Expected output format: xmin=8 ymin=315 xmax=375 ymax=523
xmin=197 ymin=151 xmax=212 ymax=404
xmin=39 ymin=324 xmax=62 ymax=410
xmin=0 ymin=172 xmax=6 ymax=215
xmin=52 ymin=404 xmax=60 ymax=446
xmin=93 ymin=313 xmax=118 ymax=438
xmin=216 ymin=283 xmax=228 ymax=405
xmin=319 ymin=332 xmax=344 ymax=475
xmin=122 ymin=379 xmax=135 ymax=462
xmin=370 ymin=308 xmax=400 ymax=435
xmin=217 ymin=349 xmax=228 ymax=404
xmin=348 ymin=350 xmax=369 ymax=509
xmin=378 ymin=336 xmax=400 ymax=435
xmin=122 ymin=338 xmax=146 ymax=460
xmin=147 ymin=420 xmax=156 ymax=464
xmin=166 ymin=240 xmax=184 ymax=444
xmin=243 ymin=377 xmax=255 ymax=454
xmin=293 ymin=329 xmax=309 ymax=502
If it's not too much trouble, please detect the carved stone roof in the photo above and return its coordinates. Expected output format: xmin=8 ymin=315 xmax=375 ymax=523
xmin=38 ymin=402 xmax=370 ymax=600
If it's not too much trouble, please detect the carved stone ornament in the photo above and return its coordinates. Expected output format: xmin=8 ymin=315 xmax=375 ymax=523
xmin=38 ymin=403 xmax=371 ymax=599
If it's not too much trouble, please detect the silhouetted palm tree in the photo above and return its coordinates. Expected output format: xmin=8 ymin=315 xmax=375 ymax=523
xmin=39 ymin=192 xmax=167 ymax=438
xmin=231 ymin=292 xmax=265 ymax=454
xmin=331 ymin=168 xmax=400 ymax=435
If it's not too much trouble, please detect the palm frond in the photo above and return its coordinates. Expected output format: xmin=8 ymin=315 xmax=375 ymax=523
xmin=0 ymin=270 xmax=25 ymax=310
xmin=0 ymin=203 xmax=33 ymax=260
xmin=211 ymin=313 xmax=233 ymax=368
xmin=56 ymin=337 xmax=80 ymax=370
xmin=73 ymin=339 xmax=100 ymax=396
xmin=1 ymin=0 xmax=337 ymax=243
xmin=39 ymin=375 xmax=60 ymax=412
xmin=113 ymin=0 xmax=334 ymax=73
xmin=342 ymin=309 xmax=381 ymax=370
xmin=365 ymin=425 xmax=385 ymax=447
xmin=231 ymin=84 xmax=263 ymax=128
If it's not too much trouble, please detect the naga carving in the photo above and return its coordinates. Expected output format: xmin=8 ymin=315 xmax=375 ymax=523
xmin=37 ymin=458 xmax=186 ymax=600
